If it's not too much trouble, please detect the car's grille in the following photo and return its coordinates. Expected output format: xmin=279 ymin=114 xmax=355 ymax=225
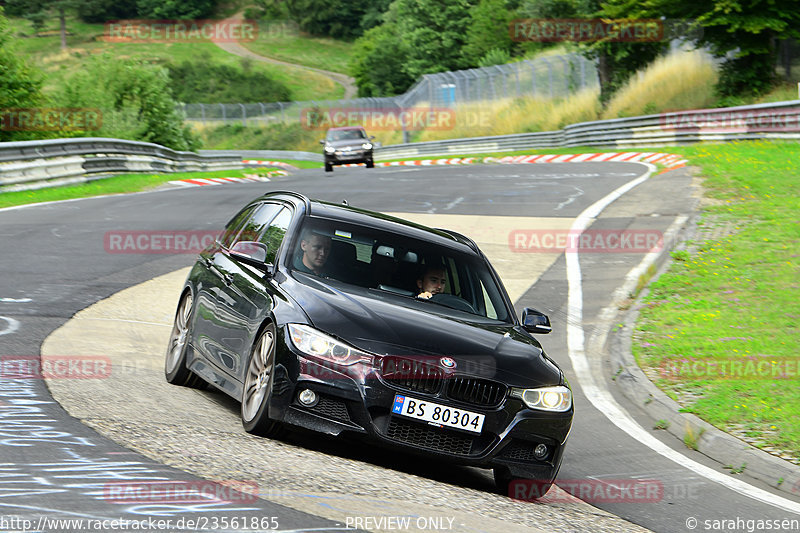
xmin=386 ymin=419 xmax=474 ymax=456
xmin=379 ymin=356 xmax=443 ymax=395
xmin=498 ymin=440 xmax=546 ymax=463
xmin=308 ymin=395 xmax=350 ymax=423
xmin=446 ymin=376 xmax=507 ymax=407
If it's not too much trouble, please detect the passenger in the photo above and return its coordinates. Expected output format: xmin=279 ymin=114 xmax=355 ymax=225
xmin=296 ymin=231 xmax=332 ymax=276
xmin=416 ymin=265 xmax=447 ymax=299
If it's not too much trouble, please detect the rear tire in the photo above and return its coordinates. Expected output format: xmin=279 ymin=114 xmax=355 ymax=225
xmin=366 ymin=159 xmax=374 ymax=168
xmin=165 ymin=292 xmax=204 ymax=388
xmin=241 ymin=323 xmax=284 ymax=438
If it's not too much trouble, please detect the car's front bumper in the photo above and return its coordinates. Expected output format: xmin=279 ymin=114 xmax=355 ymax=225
xmin=325 ymin=149 xmax=373 ymax=165
xmin=271 ymin=340 xmax=572 ymax=481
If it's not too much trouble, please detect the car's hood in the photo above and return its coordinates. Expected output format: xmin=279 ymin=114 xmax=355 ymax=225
xmin=326 ymin=139 xmax=368 ymax=150
xmin=284 ymin=275 xmax=562 ymax=388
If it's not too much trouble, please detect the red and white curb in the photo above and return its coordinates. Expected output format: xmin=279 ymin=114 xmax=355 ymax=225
xmin=171 ymin=152 xmax=686 ymax=187
xmin=169 ymin=171 xmax=287 ymax=188
xmin=243 ymin=160 xmax=298 ymax=170
xmin=338 ymin=152 xmax=687 ymax=173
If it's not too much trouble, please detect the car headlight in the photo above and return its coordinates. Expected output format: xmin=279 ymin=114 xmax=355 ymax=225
xmin=362 ymin=142 xmax=373 ymax=150
xmin=288 ymin=324 xmax=372 ymax=366
xmin=509 ymin=385 xmax=572 ymax=412
xmin=324 ymin=144 xmax=336 ymax=153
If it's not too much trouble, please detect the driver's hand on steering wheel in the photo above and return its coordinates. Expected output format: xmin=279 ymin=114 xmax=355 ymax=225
xmin=417 ymin=291 xmax=433 ymax=299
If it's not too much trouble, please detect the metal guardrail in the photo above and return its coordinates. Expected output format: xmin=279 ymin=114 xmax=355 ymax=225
xmin=198 ymin=149 xmax=323 ymax=162
xmin=372 ymin=100 xmax=800 ymax=159
xmin=0 ymin=138 xmax=244 ymax=192
xmin=3 ymin=100 xmax=798 ymax=192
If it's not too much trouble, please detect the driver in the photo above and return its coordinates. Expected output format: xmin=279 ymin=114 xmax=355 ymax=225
xmin=416 ymin=265 xmax=446 ymax=299
xmin=296 ymin=231 xmax=332 ymax=276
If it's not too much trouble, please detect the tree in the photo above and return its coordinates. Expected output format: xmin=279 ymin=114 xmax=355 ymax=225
xmin=58 ymin=55 xmax=199 ymax=150
xmin=76 ymin=0 xmax=137 ymax=23
xmin=540 ymin=0 xmax=668 ymax=103
xmin=609 ymin=0 xmax=800 ymax=97
xmin=350 ymin=24 xmax=414 ymax=96
xmin=462 ymin=0 xmax=514 ymax=67
xmin=135 ymin=0 xmax=217 ymax=20
xmin=4 ymin=0 xmax=80 ymax=50
xmin=389 ymin=0 xmax=475 ymax=80
xmin=0 ymin=7 xmax=48 ymax=142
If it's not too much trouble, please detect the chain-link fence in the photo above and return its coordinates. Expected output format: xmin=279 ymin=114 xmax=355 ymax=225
xmin=178 ymin=53 xmax=598 ymax=127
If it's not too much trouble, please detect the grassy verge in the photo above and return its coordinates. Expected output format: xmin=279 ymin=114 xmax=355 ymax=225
xmin=7 ymin=16 xmax=342 ymax=101
xmin=634 ymin=140 xmax=800 ymax=460
xmin=238 ymin=21 xmax=354 ymax=74
xmin=0 ymin=167 xmax=293 ymax=209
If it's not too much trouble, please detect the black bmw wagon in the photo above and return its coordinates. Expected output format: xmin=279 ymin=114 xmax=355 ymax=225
xmin=165 ymin=190 xmax=573 ymax=496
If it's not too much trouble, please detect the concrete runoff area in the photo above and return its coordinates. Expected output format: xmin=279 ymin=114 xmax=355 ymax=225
xmin=42 ymin=213 xmax=647 ymax=533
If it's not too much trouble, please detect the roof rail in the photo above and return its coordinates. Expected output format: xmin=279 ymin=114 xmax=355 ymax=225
xmin=436 ymin=228 xmax=480 ymax=253
xmin=265 ymin=190 xmax=311 ymax=212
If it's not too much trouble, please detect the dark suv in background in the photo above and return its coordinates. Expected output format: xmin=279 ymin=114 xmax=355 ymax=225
xmin=321 ymin=126 xmax=375 ymax=172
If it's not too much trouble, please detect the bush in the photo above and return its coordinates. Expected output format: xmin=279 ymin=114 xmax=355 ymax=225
xmin=58 ymin=55 xmax=199 ymax=151
xmin=0 ymin=7 xmax=48 ymax=142
xmin=166 ymin=60 xmax=291 ymax=104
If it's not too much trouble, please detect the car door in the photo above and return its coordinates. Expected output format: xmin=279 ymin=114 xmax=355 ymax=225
xmin=191 ymin=204 xmax=258 ymax=367
xmin=212 ymin=204 xmax=293 ymax=383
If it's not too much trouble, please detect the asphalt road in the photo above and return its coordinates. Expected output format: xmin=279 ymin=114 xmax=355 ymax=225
xmin=1 ymin=162 xmax=799 ymax=532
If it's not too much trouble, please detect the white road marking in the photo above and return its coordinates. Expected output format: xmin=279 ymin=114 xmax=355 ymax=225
xmin=0 ymin=316 xmax=20 ymax=336
xmin=0 ymin=298 xmax=32 ymax=303
xmin=565 ymin=164 xmax=800 ymax=514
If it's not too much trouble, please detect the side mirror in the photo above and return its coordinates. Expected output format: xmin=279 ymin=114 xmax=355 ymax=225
xmin=230 ymin=241 xmax=269 ymax=266
xmin=369 ymin=135 xmax=375 ymax=140
xmin=319 ymin=139 xmax=325 ymax=145
xmin=521 ymin=308 xmax=552 ymax=334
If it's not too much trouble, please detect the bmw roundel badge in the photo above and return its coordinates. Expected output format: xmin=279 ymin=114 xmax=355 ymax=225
xmin=440 ymin=357 xmax=456 ymax=369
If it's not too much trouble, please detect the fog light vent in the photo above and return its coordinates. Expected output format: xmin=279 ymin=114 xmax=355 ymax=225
xmin=298 ymin=389 xmax=318 ymax=407
xmin=534 ymin=443 xmax=548 ymax=460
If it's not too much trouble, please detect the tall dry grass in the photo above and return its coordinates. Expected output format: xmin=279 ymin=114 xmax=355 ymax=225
xmin=416 ymin=87 xmax=600 ymax=142
xmin=602 ymin=50 xmax=718 ymax=118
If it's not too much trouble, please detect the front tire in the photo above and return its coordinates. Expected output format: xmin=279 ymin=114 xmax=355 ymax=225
xmin=241 ymin=323 xmax=284 ymax=437
xmin=165 ymin=291 xmax=204 ymax=388
xmin=324 ymin=162 xmax=333 ymax=172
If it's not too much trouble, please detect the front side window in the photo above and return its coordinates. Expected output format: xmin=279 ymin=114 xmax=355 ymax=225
xmin=290 ymin=218 xmax=511 ymax=322
xmin=259 ymin=207 xmax=292 ymax=264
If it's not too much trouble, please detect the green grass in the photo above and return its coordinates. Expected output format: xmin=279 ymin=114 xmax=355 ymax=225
xmin=634 ymin=140 xmax=800 ymax=460
xmin=239 ymin=21 xmax=354 ymax=74
xmin=7 ymin=15 xmax=342 ymax=101
xmin=0 ymin=167 xmax=292 ymax=208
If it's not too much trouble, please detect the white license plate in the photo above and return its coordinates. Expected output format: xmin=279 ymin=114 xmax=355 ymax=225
xmin=391 ymin=394 xmax=485 ymax=433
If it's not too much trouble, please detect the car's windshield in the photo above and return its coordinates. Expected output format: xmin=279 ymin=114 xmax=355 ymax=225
xmin=289 ymin=218 xmax=511 ymax=322
xmin=327 ymin=129 xmax=366 ymax=141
